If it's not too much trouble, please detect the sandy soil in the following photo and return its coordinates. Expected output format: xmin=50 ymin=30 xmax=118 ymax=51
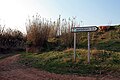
xmin=0 ymin=54 xmax=119 ymax=80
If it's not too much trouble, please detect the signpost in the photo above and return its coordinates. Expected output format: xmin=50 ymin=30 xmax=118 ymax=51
xmin=71 ymin=26 xmax=98 ymax=32
xmin=88 ymin=32 xmax=90 ymax=64
xmin=71 ymin=26 xmax=98 ymax=63
xmin=74 ymin=33 xmax=76 ymax=61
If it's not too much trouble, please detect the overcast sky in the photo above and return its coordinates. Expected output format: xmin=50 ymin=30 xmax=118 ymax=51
xmin=0 ymin=0 xmax=120 ymax=33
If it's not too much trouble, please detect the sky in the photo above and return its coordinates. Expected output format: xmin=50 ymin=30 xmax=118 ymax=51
xmin=0 ymin=0 xmax=120 ymax=33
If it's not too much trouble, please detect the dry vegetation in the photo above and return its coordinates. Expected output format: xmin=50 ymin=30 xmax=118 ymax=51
xmin=0 ymin=26 xmax=25 ymax=54
xmin=0 ymin=14 xmax=120 ymax=53
xmin=26 ymin=14 xmax=75 ymax=52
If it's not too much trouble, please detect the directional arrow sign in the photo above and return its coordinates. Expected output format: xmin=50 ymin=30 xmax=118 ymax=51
xmin=71 ymin=26 xmax=98 ymax=32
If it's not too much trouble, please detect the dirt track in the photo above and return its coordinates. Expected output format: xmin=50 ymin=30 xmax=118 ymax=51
xmin=0 ymin=54 xmax=119 ymax=80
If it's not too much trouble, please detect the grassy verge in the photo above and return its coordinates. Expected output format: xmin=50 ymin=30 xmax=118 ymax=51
xmin=97 ymin=40 xmax=120 ymax=52
xmin=19 ymin=49 xmax=120 ymax=76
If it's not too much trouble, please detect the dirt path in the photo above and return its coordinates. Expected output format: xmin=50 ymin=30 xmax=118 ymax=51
xmin=0 ymin=54 xmax=119 ymax=80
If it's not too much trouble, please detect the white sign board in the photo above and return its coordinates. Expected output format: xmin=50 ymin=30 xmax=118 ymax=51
xmin=71 ymin=26 xmax=98 ymax=32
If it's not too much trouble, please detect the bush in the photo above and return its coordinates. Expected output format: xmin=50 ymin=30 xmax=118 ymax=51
xmin=26 ymin=15 xmax=51 ymax=52
xmin=0 ymin=27 xmax=25 ymax=53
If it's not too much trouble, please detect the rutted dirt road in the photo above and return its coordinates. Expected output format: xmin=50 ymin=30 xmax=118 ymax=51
xmin=0 ymin=54 xmax=119 ymax=80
